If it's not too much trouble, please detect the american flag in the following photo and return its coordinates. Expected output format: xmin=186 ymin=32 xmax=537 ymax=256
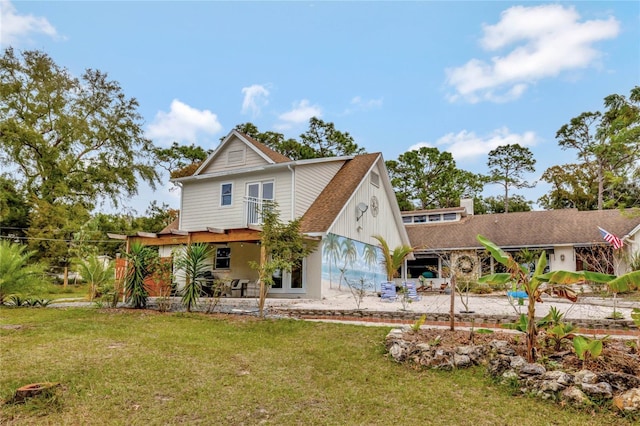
xmin=598 ymin=227 xmax=624 ymax=250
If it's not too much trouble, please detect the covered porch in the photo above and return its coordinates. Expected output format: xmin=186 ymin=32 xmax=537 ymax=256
xmin=110 ymin=225 xmax=310 ymax=299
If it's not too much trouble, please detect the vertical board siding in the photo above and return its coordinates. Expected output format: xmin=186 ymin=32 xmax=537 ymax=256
xmin=329 ymin=161 xmax=403 ymax=248
xmin=294 ymin=161 xmax=345 ymax=218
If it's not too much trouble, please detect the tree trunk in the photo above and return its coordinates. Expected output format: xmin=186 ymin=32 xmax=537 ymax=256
xmin=63 ymin=265 xmax=69 ymax=289
xmin=597 ymin=161 xmax=604 ymax=210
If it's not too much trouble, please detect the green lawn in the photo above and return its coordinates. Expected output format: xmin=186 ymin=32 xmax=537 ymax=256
xmin=0 ymin=308 xmax=630 ymax=425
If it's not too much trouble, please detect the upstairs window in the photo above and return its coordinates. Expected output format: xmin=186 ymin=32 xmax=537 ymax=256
xmin=221 ymin=183 xmax=233 ymax=206
xmin=402 ymin=216 xmax=412 ymax=224
xmin=443 ymin=213 xmax=457 ymax=221
xmin=428 ymin=214 xmax=441 ymax=222
xmin=370 ymin=172 xmax=380 ymax=187
xmin=413 ymin=215 xmax=426 ymax=223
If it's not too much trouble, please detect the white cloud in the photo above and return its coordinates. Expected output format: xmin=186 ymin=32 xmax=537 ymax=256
xmin=146 ymin=99 xmax=223 ymax=146
xmin=0 ymin=0 xmax=59 ymax=47
xmin=408 ymin=127 xmax=538 ymax=162
xmin=274 ymin=99 xmax=322 ymax=130
xmin=445 ymin=4 xmax=620 ymax=103
xmin=342 ymin=96 xmax=383 ymax=115
xmin=241 ymin=84 xmax=270 ymax=117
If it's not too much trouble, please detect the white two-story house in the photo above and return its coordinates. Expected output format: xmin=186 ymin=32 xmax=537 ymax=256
xmin=128 ymin=130 xmax=411 ymax=299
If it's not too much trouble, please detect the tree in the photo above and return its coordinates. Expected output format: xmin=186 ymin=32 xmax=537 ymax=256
xmin=554 ymin=87 xmax=640 ymax=210
xmin=386 ymin=147 xmax=484 ymax=210
xmin=537 ymin=164 xmax=598 ymax=210
xmin=486 ymin=144 xmax=536 ymax=214
xmin=26 ymin=199 xmax=90 ymax=287
xmin=250 ymin=203 xmax=316 ymax=317
xmin=299 ymin=117 xmax=365 ymax=158
xmin=0 ymin=176 xmax=29 ymax=239
xmin=475 ymin=195 xmax=532 ymax=214
xmin=234 ymin=118 xmax=366 ymax=160
xmin=154 ymin=142 xmax=212 ymax=180
xmin=0 ymin=48 xmax=160 ymax=211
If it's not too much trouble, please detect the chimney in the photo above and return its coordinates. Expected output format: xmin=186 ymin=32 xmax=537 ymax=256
xmin=460 ymin=198 xmax=474 ymax=215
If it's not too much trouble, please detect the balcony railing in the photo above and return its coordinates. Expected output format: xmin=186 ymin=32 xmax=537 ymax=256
xmin=244 ymin=196 xmax=273 ymax=226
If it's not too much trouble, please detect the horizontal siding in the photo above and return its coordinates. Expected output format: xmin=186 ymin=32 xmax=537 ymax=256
xmin=181 ymin=169 xmax=293 ymax=230
xmin=294 ymin=161 xmax=344 ymax=218
xmin=200 ymin=136 xmax=268 ymax=175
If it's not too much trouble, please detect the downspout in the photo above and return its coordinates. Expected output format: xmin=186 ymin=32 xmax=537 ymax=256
xmin=288 ymin=165 xmax=295 ymax=220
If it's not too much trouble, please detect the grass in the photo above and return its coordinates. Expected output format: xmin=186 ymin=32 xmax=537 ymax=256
xmin=35 ymin=282 xmax=90 ymax=301
xmin=0 ymin=308 xmax=631 ymax=425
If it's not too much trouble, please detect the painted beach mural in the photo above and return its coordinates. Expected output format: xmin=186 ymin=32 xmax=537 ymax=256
xmin=322 ymin=233 xmax=386 ymax=291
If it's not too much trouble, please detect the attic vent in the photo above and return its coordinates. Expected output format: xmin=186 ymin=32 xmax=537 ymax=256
xmin=370 ymin=172 xmax=380 ymax=187
xmin=227 ymin=149 xmax=245 ymax=165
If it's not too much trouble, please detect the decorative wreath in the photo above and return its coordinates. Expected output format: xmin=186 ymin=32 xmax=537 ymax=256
xmin=456 ymin=255 xmax=475 ymax=274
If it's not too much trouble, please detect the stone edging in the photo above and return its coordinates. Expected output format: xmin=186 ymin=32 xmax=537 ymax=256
xmin=277 ymin=308 xmax=638 ymax=335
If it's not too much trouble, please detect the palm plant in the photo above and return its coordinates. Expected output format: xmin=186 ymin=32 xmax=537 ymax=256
xmin=372 ymin=235 xmax=413 ymax=282
xmin=174 ymin=243 xmax=212 ymax=313
xmin=124 ymin=242 xmax=157 ymax=309
xmin=75 ymin=255 xmax=114 ymax=301
xmin=0 ymin=240 xmax=45 ymax=304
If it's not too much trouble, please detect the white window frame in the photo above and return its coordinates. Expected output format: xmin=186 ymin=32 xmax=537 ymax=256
xmin=220 ymin=182 xmax=233 ymax=207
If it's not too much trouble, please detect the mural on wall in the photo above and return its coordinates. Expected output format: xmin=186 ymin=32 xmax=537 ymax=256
xmin=322 ymin=233 xmax=386 ymax=291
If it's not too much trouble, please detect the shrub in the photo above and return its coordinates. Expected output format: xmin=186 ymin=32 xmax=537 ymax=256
xmin=0 ymin=240 xmax=46 ymax=304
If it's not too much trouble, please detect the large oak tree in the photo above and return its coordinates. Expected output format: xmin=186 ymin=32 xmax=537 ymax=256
xmin=0 ymin=48 xmax=160 ymax=209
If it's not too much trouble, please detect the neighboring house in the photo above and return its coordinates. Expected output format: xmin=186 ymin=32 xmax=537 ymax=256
xmin=123 ymin=130 xmax=411 ymax=299
xmin=404 ymin=200 xmax=640 ymax=286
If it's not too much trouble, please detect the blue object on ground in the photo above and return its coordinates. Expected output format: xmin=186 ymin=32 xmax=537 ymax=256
xmin=507 ymin=291 xmax=528 ymax=299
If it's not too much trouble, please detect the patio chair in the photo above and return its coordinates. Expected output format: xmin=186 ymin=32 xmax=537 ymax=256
xmin=403 ymin=281 xmax=421 ymax=301
xmin=380 ymin=282 xmax=397 ymax=301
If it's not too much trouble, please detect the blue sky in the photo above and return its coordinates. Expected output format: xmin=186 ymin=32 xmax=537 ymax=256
xmin=2 ymin=1 xmax=638 ymax=215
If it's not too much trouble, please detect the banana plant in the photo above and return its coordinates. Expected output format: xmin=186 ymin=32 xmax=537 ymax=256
xmin=573 ymin=335 xmax=608 ymax=369
xmin=477 ymin=235 xmax=579 ymax=362
xmin=477 ymin=234 xmax=639 ymax=363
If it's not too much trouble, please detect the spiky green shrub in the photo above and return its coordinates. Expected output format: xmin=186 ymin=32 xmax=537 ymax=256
xmin=0 ymin=240 xmax=46 ymax=304
xmin=75 ymin=255 xmax=115 ymax=301
xmin=174 ymin=243 xmax=212 ymax=312
xmin=123 ymin=242 xmax=157 ymax=309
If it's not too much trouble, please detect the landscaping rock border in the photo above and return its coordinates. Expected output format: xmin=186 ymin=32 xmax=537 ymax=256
xmin=385 ymin=327 xmax=640 ymax=414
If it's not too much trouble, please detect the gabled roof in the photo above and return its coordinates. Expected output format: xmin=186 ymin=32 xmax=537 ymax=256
xmin=407 ymin=209 xmax=640 ymax=251
xmin=242 ymin=133 xmax=291 ymax=164
xmin=300 ymin=153 xmax=380 ymax=233
xmin=191 ymin=130 xmax=291 ymax=176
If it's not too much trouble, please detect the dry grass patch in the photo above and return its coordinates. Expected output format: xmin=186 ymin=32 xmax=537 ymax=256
xmin=0 ymin=307 xmax=631 ymax=425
